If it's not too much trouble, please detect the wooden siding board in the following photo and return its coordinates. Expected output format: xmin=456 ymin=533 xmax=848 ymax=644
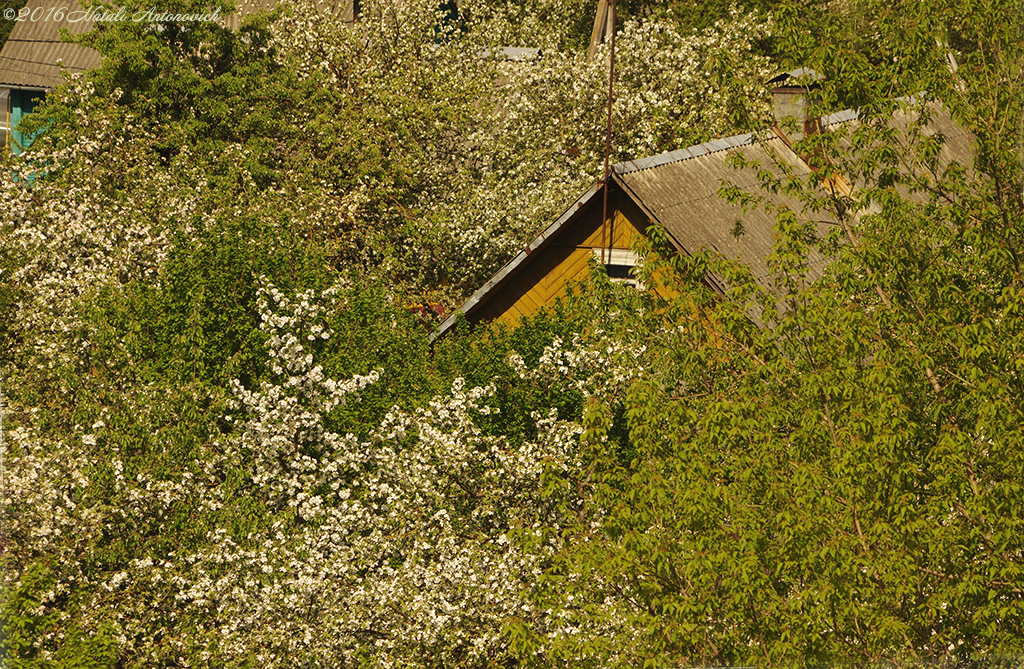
xmin=611 ymin=213 xmax=643 ymax=246
xmin=514 ymin=278 xmax=546 ymax=312
xmin=466 ymin=199 xmax=652 ymax=327
xmin=494 ymin=303 xmax=524 ymax=328
xmin=495 ymin=277 xmax=533 ymax=315
xmin=509 ymin=273 xmax=545 ymax=313
xmin=510 ymin=292 xmax=540 ymax=317
xmin=537 ymin=257 xmax=573 ymax=297
xmin=541 ymin=249 xmax=592 ymax=300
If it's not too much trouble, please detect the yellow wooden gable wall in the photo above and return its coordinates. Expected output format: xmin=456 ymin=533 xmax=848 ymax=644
xmin=472 ymin=195 xmax=653 ymax=328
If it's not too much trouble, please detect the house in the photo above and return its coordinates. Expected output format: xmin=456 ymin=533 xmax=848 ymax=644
xmin=0 ymin=0 xmax=358 ymax=150
xmin=0 ymin=0 xmax=507 ymax=152
xmin=0 ymin=0 xmax=101 ymax=151
xmin=432 ymin=72 xmax=974 ymax=340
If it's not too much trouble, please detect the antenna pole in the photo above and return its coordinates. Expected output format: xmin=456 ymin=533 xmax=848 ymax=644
xmin=600 ymin=0 xmax=617 ymax=265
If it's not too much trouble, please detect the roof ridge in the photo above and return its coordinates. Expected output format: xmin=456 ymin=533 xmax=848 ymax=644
xmin=613 ymin=132 xmax=757 ymax=174
xmin=615 ymin=105 xmax=891 ymax=174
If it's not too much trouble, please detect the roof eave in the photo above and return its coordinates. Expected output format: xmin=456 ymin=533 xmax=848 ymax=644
xmin=431 ymin=179 xmax=608 ymax=341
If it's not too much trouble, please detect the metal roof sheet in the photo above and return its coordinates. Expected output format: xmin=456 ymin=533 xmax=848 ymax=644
xmin=824 ymin=108 xmax=858 ymax=126
xmin=434 ymin=100 xmax=978 ymax=340
xmin=433 ymin=128 xmax=832 ymax=339
xmin=614 ymin=132 xmax=756 ymax=175
xmin=0 ymin=0 xmax=100 ymax=88
xmin=829 ymin=100 xmax=975 ymax=195
xmin=618 ymin=132 xmax=833 ymax=301
xmin=0 ymin=0 xmax=355 ymax=88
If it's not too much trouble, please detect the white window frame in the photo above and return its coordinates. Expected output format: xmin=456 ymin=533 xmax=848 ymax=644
xmin=592 ymin=248 xmax=644 ymax=290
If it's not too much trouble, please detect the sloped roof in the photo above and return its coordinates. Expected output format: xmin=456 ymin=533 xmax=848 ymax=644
xmin=433 ymin=129 xmax=830 ymax=339
xmin=0 ymin=0 xmax=100 ymax=88
xmin=0 ymin=0 xmax=356 ymax=89
xmin=434 ymin=100 xmax=978 ymax=340
xmin=433 ymin=180 xmax=605 ymax=340
xmin=616 ymin=131 xmax=833 ymax=296
xmin=829 ymin=101 xmax=975 ymax=193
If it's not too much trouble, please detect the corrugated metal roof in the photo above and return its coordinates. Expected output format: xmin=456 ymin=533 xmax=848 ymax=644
xmin=0 ymin=0 xmax=100 ymax=88
xmin=617 ymin=131 xmax=833 ymax=300
xmin=616 ymin=132 xmax=756 ymax=175
xmin=0 ymin=0 xmax=355 ymax=88
xmin=824 ymin=108 xmax=858 ymax=126
xmin=432 ymin=129 xmax=833 ymax=339
xmin=832 ymin=100 xmax=975 ymax=195
xmin=432 ymin=132 xmax=779 ymax=339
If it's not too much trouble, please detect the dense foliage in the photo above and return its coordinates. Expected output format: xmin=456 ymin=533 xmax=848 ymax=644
xmin=2 ymin=0 xmax=1022 ymax=666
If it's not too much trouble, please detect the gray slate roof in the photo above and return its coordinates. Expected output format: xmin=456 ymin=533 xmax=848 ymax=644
xmin=0 ymin=0 xmax=356 ymax=88
xmin=616 ymin=131 xmax=833 ymax=297
xmin=0 ymin=0 xmax=100 ymax=88
xmin=433 ymin=131 xmax=827 ymax=339
xmin=432 ymin=130 xmax=807 ymax=339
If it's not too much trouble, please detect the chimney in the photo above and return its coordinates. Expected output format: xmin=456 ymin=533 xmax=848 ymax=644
xmin=767 ymin=68 xmax=824 ymax=146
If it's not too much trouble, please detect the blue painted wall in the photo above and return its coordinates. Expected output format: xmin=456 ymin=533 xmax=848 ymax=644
xmin=9 ymin=88 xmax=43 ymax=154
